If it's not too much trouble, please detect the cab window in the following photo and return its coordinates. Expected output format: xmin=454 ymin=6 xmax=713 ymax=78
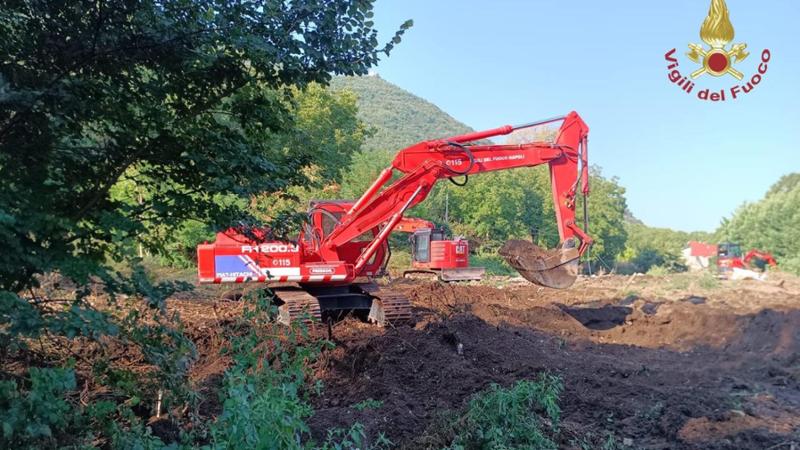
xmin=413 ymin=231 xmax=431 ymax=262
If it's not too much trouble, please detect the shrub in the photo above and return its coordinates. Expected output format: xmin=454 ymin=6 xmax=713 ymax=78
xmin=446 ymin=374 xmax=563 ymax=450
xmin=208 ymin=291 xmax=325 ymax=449
xmin=696 ymin=271 xmax=721 ymax=290
xmin=646 ymin=265 xmax=670 ymax=276
xmin=0 ymin=367 xmax=77 ymax=448
xmin=209 ymin=291 xmax=388 ymax=450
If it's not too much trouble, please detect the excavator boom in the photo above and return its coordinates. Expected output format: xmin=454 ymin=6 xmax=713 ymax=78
xmin=744 ymin=249 xmax=778 ymax=267
xmin=321 ymin=111 xmax=591 ymax=287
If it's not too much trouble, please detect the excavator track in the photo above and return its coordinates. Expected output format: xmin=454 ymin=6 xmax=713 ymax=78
xmin=360 ymin=283 xmax=413 ymax=326
xmin=271 ymin=283 xmax=410 ymax=327
xmin=273 ymin=285 xmax=322 ymax=326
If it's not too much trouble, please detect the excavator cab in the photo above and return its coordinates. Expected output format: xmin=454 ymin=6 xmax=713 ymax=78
xmin=406 ymin=228 xmax=485 ymax=281
xmin=409 ymin=228 xmax=444 ymax=263
xmin=306 ymin=200 xmax=390 ymax=277
xmin=717 ymin=241 xmax=745 ymax=274
xmin=718 ymin=242 xmax=742 ymax=258
xmin=410 ymin=229 xmax=430 ymax=263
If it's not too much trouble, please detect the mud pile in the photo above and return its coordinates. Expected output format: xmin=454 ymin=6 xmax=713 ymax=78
xmin=309 ymin=276 xmax=800 ymax=449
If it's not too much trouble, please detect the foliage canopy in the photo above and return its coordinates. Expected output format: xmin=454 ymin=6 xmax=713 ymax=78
xmin=0 ymin=1 xmax=409 ymax=447
xmin=0 ymin=0 xmax=410 ymax=290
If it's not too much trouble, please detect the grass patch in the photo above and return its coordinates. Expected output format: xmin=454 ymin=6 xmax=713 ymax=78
xmin=449 ymin=375 xmax=562 ymax=449
xmin=352 ymin=398 xmax=383 ymax=411
xmin=645 ymin=265 xmax=670 ymax=276
xmin=696 ymin=271 xmax=721 ymax=290
xmin=386 ymin=249 xmax=412 ymax=276
xmin=471 ymin=252 xmax=517 ymax=276
xmin=666 ymin=274 xmax=691 ymax=290
xmin=323 ymin=423 xmax=392 ymax=449
xmin=621 ymin=289 xmax=640 ymax=298
xmin=416 ymin=374 xmax=563 ymax=449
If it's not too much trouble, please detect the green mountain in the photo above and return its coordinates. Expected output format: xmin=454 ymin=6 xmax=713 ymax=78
xmin=330 ymin=75 xmax=473 ymax=152
xmin=329 ymin=75 xmax=628 ymax=265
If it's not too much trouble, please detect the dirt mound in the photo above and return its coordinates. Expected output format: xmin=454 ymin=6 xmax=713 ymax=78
xmin=309 ymin=277 xmax=800 ymax=449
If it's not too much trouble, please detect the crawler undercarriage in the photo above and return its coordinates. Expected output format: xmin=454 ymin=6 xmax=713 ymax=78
xmin=272 ymin=282 xmax=412 ymax=326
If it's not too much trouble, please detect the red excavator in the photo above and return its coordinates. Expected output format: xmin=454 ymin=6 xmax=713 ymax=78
xmin=197 ymin=112 xmax=592 ymax=325
xmin=393 ymin=217 xmax=485 ymax=282
xmin=717 ymin=242 xmax=777 ymax=275
xmin=745 ymin=249 xmax=778 ymax=268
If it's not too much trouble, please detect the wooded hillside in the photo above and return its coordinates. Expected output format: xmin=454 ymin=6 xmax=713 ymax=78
xmin=330 ymin=75 xmax=473 ymax=152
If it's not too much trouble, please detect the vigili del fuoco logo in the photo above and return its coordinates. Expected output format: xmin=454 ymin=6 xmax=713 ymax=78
xmin=665 ymin=0 xmax=771 ymax=101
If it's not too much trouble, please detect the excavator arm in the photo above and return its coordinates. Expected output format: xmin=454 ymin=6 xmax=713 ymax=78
xmin=393 ymin=217 xmax=436 ymax=233
xmin=320 ymin=111 xmax=592 ymax=288
xmin=744 ymin=249 xmax=778 ymax=267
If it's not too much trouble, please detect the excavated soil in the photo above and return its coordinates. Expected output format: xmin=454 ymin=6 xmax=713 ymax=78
xmin=19 ymin=271 xmax=800 ymax=448
xmin=302 ymin=274 xmax=800 ymax=449
xmin=151 ymin=273 xmax=800 ymax=448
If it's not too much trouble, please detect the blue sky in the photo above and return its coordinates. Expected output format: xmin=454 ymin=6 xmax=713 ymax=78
xmin=370 ymin=0 xmax=799 ymax=232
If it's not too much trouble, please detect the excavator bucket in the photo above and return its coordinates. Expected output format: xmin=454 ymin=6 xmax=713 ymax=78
xmin=499 ymin=239 xmax=580 ymax=289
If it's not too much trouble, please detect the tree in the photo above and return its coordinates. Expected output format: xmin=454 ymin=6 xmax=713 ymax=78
xmin=717 ymin=173 xmax=800 ymax=274
xmin=766 ymin=173 xmax=800 ymax=196
xmin=415 ymin=167 xmax=556 ymax=248
xmin=0 ymin=2 xmax=410 ymax=445
xmin=619 ymin=224 xmax=711 ymax=273
xmin=250 ymin=84 xmax=370 ymax=227
xmin=116 ymin=83 xmax=370 ymax=267
xmin=1 ymin=0 xmax=410 ymax=291
xmin=579 ymin=170 xmax=629 ymax=267
xmin=410 ymin=163 xmax=628 ymax=269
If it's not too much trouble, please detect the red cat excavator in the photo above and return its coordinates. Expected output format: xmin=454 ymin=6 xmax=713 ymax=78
xmin=717 ymin=242 xmax=778 ymax=276
xmin=393 ymin=217 xmax=485 ymax=282
xmin=197 ymin=112 xmax=592 ymax=325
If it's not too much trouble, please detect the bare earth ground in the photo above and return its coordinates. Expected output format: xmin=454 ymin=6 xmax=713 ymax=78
xmin=173 ymin=272 xmax=800 ymax=449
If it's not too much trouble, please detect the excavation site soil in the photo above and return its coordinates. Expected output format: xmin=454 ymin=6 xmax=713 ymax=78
xmin=177 ymin=273 xmax=800 ymax=449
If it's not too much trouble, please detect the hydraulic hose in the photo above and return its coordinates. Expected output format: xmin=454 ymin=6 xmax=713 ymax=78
xmin=444 ymin=141 xmax=474 ymax=186
xmin=307 ymin=207 xmax=343 ymax=247
xmin=449 ymin=174 xmax=469 ymax=186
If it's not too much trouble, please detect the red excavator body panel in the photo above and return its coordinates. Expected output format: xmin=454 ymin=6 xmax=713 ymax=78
xmin=412 ymin=238 xmax=470 ymax=270
xmin=196 ymin=229 xmax=353 ymax=284
xmin=196 ymin=200 xmax=390 ymax=284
